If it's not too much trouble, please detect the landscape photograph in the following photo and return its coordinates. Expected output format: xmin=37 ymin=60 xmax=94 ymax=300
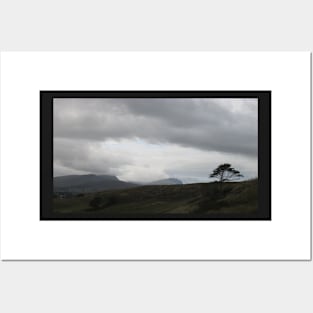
xmin=52 ymin=97 xmax=258 ymax=219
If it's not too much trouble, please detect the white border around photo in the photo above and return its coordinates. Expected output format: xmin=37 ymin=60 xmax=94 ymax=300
xmin=0 ymin=52 xmax=311 ymax=260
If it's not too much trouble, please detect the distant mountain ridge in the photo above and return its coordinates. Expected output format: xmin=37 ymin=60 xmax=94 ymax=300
xmin=54 ymin=174 xmax=182 ymax=193
xmin=54 ymin=174 xmax=137 ymax=193
xmin=145 ymin=178 xmax=183 ymax=185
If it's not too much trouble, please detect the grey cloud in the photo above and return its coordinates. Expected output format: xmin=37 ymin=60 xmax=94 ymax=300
xmin=53 ymin=138 xmax=134 ymax=177
xmin=54 ymin=98 xmax=257 ymax=157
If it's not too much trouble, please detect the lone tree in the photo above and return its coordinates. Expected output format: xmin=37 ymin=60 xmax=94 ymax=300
xmin=209 ymin=163 xmax=243 ymax=182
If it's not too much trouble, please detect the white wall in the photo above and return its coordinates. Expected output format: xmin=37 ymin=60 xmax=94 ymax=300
xmin=0 ymin=1 xmax=312 ymax=312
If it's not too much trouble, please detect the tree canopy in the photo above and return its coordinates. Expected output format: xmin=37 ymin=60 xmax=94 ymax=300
xmin=209 ymin=163 xmax=243 ymax=182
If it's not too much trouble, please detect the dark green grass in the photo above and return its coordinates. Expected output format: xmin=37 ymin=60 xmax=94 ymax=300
xmin=53 ymin=179 xmax=257 ymax=216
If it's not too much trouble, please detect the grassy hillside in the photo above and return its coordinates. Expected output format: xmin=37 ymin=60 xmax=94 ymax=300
xmin=53 ymin=179 xmax=257 ymax=216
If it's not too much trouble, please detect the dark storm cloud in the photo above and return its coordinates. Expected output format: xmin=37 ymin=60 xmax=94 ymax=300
xmin=54 ymin=98 xmax=257 ymax=157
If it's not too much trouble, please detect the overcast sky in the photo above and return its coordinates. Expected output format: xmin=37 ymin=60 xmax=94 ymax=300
xmin=53 ymin=98 xmax=258 ymax=183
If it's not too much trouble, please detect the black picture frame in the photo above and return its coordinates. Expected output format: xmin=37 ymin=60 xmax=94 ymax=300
xmin=40 ymin=91 xmax=271 ymax=220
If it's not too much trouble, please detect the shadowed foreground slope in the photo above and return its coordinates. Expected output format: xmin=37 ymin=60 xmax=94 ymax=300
xmin=53 ymin=179 xmax=257 ymax=216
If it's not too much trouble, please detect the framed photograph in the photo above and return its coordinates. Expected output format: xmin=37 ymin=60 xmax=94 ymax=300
xmin=41 ymin=91 xmax=271 ymax=220
xmin=0 ymin=52 xmax=310 ymax=260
